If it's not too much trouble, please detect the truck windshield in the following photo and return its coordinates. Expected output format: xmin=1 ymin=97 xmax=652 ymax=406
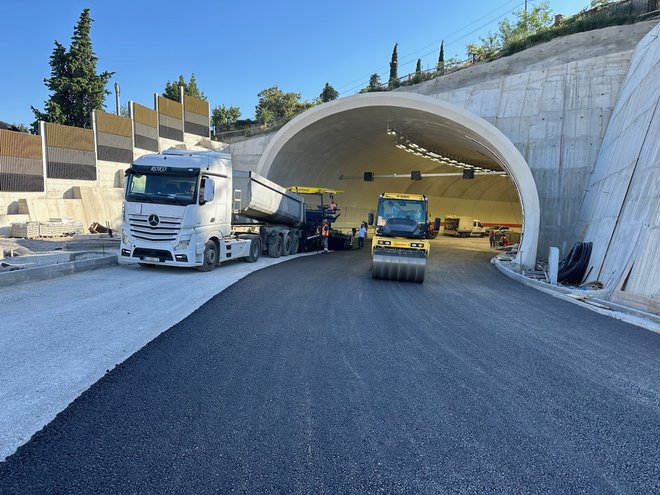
xmin=125 ymin=173 xmax=198 ymax=206
xmin=377 ymin=199 xmax=426 ymax=226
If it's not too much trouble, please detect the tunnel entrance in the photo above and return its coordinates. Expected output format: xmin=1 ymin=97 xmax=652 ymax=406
xmin=257 ymin=93 xmax=539 ymax=269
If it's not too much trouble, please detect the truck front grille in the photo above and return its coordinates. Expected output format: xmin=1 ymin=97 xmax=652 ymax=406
xmin=128 ymin=214 xmax=181 ymax=242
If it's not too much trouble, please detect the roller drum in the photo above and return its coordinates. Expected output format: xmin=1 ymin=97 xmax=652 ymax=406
xmin=372 ymin=249 xmax=426 ymax=283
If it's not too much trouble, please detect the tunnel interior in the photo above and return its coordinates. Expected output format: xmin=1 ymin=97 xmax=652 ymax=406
xmin=257 ymin=94 xmax=538 ymax=267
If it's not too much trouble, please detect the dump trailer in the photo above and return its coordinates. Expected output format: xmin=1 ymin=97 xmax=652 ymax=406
xmin=369 ymin=193 xmax=431 ymax=283
xmin=120 ymin=149 xmax=305 ymax=271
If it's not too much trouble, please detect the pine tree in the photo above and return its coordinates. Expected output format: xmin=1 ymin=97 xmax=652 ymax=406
xmin=163 ymin=73 xmax=207 ymax=102
xmin=437 ymin=41 xmax=445 ymax=74
xmin=388 ymin=43 xmax=399 ymax=89
xmin=31 ymin=9 xmax=113 ymax=130
xmin=359 ymin=73 xmax=383 ymax=93
xmin=319 ymin=83 xmax=339 ymax=103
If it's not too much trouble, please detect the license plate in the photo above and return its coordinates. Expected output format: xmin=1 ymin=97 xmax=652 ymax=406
xmin=142 ymin=256 xmax=159 ymax=262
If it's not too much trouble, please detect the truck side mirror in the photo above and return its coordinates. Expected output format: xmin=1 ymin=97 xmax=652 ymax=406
xmin=368 ymin=212 xmax=374 ymax=226
xmin=434 ymin=217 xmax=441 ymax=230
xmin=200 ymin=177 xmax=215 ymax=204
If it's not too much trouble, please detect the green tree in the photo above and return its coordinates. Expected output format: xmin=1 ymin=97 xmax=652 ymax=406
xmin=412 ymin=58 xmax=423 ymax=84
xmin=466 ymin=32 xmax=501 ymax=62
xmin=388 ymin=43 xmax=399 ymax=89
xmin=31 ymin=9 xmax=113 ymax=130
xmin=437 ymin=41 xmax=445 ymax=74
xmin=163 ymin=73 xmax=207 ymax=102
xmin=498 ymin=0 xmax=553 ymax=49
xmin=319 ymin=82 xmax=339 ymax=103
xmin=255 ymin=86 xmax=312 ymax=124
xmin=211 ymin=105 xmax=241 ymax=131
xmin=360 ymin=73 xmax=384 ymax=93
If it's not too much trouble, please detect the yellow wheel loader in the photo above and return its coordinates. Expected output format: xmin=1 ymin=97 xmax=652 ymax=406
xmin=368 ymin=193 xmax=431 ymax=283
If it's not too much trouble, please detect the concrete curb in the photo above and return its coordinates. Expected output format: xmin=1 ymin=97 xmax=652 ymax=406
xmin=493 ymin=256 xmax=660 ymax=332
xmin=0 ymin=254 xmax=118 ymax=287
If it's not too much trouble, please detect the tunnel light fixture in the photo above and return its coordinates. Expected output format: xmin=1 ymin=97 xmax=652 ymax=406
xmin=391 ymin=130 xmax=498 ymax=174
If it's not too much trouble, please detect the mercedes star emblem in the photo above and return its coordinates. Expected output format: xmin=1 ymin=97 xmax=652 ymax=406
xmin=148 ymin=214 xmax=160 ymax=226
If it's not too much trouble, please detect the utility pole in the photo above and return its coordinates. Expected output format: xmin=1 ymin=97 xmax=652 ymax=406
xmin=114 ymin=82 xmax=120 ymax=115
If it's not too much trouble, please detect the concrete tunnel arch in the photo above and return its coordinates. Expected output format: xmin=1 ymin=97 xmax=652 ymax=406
xmin=256 ymin=92 xmax=540 ymax=269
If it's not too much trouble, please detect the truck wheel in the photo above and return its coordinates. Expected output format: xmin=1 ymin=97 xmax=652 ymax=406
xmin=244 ymin=238 xmax=261 ymax=263
xmin=282 ymin=234 xmax=292 ymax=256
xmin=290 ymin=233 xmax=300 ymax=254
xmin=268 ymin=236 xmax=282 ymax=258
xmin=197 ymin=240 xmax=218 ymax=271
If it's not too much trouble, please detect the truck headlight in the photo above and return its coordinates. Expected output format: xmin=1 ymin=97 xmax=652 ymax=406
xmin=174 ymin=239 xmax=190 ymax=250
xmin=122 ymin=230 xmax=130 ymax=245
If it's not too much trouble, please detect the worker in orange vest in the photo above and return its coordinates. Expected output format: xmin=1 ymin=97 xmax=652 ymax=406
xmin=321 ymin=219 xmax=330 ymax=253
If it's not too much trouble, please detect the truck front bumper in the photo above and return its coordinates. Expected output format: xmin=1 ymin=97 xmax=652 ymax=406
xmin=120 ymin=236 xmax=199 ymax=268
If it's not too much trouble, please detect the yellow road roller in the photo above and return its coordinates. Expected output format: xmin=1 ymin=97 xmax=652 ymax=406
xmin=368 ymin=193 xmax=431 ymax=283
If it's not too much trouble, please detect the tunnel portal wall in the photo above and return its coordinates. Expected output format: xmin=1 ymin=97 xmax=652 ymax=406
xmin=398 ymin=21 xmax=658 ymax=257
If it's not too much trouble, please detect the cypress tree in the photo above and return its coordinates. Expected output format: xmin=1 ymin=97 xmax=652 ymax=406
xmin=437 ymin=41 xmax=445 ymax=74
xmin=388 ymin=43 xmax=399 ymax=89
xmin=413 ymin=58 xmax=422 ymax=84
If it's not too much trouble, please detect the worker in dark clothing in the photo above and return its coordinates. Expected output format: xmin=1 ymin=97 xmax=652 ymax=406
xmin=489 ymin=230 xmax=496 ymax=248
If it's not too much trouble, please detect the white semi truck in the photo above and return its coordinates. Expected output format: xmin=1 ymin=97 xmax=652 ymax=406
xmin=443 ymin=215 xmax=486 ymax=237
xmin=120 ymin=149 xmax=306 ymax=271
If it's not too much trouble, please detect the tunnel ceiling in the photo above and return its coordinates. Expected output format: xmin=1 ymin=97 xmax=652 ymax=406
xmin=267 ymin=105 xmax=515 ymax=202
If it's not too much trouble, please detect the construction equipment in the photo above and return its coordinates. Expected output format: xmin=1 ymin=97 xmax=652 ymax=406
xmin=368 ymin=193 xmax=431 ymax=283
xmin=287 ymin=186 xmax=352 ymax=251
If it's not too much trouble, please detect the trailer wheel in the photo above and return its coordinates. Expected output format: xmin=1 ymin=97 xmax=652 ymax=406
xmin=197 ymin=240 xmax=218 ymax=271
xmin=290 ymin=233 xmax=300 ymax=254
xmin=282 ymin=234 xmax=292 ymax=256
xmin=244 ymin=238 xmax=261 ymax=263
xmin=268 ymin=235 xmax=282 ymax=258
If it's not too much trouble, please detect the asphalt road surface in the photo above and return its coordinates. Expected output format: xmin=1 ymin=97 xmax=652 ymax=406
xmin=1 ymin=239 xmax=659 ymax=494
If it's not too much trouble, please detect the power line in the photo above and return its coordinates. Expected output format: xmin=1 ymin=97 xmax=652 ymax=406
xmin=336 ymin=0 xmax=524 ymax=95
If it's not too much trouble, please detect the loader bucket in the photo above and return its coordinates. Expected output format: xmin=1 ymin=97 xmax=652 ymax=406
xmin=372 ymin=249 xmax=426 ymax=283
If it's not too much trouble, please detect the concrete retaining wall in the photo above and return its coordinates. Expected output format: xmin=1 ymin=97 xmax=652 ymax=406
xmin=574 ymin=22 xmax=660 ymax=313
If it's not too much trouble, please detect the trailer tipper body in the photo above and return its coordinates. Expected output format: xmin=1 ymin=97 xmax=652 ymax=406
xmin=120 ymin=149 xmax=305 ymax=271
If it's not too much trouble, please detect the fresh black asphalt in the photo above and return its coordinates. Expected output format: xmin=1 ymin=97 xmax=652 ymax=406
xmin=1 ymin=240 xmax=659 ymax=494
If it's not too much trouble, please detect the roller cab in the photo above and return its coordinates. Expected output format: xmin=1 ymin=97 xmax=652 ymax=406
xmin=369 ymin=193 xmax=431 ymax=283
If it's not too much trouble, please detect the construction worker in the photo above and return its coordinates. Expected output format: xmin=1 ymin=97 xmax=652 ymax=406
xmin=329 ymin=195 xmax=337 ymax=213
xmin=321 ymin=219 xmax=330 ymax=253
xmin=358 ymin=222 xmax=367 ymax=249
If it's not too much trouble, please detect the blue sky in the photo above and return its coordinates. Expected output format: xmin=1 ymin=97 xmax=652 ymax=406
xmin=1 ymin=0 xmax=588 ymax=126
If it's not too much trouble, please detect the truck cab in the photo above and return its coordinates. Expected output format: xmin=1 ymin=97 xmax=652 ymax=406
xmin=120 ymin=149 xmax=247 ymax=270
